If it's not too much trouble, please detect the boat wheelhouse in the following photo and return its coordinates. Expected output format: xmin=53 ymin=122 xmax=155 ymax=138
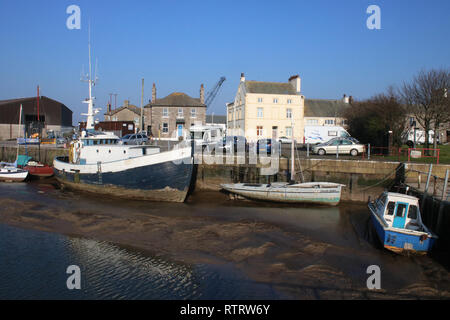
xmin=368 ymin=192 xmax=437 ymax=254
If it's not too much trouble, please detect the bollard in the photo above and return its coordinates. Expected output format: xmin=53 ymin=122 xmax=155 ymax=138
xmin=307 ymin=143 xmax=310 ymax=158
xmin=368 ymin=144 xmax=371 ymax=160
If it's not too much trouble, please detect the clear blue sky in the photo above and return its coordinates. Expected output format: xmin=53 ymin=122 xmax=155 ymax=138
xmin=1 ymin=0 xmax=449 ymax=125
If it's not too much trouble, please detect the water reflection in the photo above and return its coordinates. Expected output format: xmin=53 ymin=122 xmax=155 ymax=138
xmin=0 ymin=224 xmax=282 ymax=300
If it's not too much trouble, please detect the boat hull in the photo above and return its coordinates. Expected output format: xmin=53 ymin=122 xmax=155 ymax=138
xmin=24 ymin=165 xmax=54 ymax=178
xmin=53 ymin=147 xmax=194 ymax=203
xmin=369 ymin=205 xmax=436 ymax=254
xmin=221 ymin=183 xmax=343 ymax=206
xmin=0 ymin=170 xmax=29 ymax=182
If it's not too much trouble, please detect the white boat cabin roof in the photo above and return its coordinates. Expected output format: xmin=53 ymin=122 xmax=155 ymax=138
xmin=374 ymin=191 xmax=424 ymax=232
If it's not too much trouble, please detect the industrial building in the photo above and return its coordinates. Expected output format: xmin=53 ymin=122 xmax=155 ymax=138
xmin=0 ymin=96 xmax=73 ymax=140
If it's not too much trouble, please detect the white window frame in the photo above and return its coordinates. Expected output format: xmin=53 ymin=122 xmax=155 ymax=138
xmin=177 ymin=108 xmax=184 ymax=118
xmin=286 ymin=126 xmax=292 ymax=137
xmin=286 ymin=108 xmax=292 ymax=119
xmin=273 ymin=98 xmax=278 ymax=104
xmin=162 ymin=108 xmax=169 ymax=118
xmin=162 ymin=123 xmax=169 ymax=133
xmin=191 ymin=108 xmax=197 ymax=118
xmin=257 ymin=107 xmax=264 ymax=118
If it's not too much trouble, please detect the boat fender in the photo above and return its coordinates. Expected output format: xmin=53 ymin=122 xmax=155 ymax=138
xmin=420 ymin=234 xmax=428 ymax=242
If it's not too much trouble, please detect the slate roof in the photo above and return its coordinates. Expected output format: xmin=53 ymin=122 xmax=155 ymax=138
xmin=304 ymin=99 xmax=350 ymax=118
xmin=150 ymin=92 xmax=205 ymax=107
xmin=105 ymin=105 xmax=141 ymax=116
xmin=245 ymin=81 xmax=298 ymax=95
xmin=206 ymin=115 xmax=226 ymax=124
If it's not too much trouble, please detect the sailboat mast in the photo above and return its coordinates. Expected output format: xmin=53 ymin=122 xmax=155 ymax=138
xmin=17 ymin=105 xmax=22 ymax=160
xmin=140 ymin=78 xmax=144 ymax=133
xmin=291 ymin=119 xmax=295 ymax=182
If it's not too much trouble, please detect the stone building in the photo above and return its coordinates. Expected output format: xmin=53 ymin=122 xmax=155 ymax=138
xmin=145 ymin=83 xmax=206 ymax=139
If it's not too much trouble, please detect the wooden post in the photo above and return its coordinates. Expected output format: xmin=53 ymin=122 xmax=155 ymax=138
xmin=425 ymin=164 xmax=433 ymax=194
xmin=436 ymin=170 xmax=449 ymax=235
xmin=442 ymin=169 xmax=449 ymax=201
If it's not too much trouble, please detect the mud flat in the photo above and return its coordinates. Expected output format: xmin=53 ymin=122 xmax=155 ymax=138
xmin=0 ymin=181 xmax=450 ymax=299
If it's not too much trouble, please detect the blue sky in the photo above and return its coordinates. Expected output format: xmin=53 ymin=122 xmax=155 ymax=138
xmin=1 ymin=0 xmax=449 ymax=125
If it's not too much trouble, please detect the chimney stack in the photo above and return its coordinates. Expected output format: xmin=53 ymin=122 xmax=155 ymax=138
xmin=349 ymin=96 xmax=353 ymax=104
xmin=240 ymin=73 xmax=245 ymax=82
xmin=289 ymin=75 xmax=301 ymax=93
xmin=200 ymin=84 xmax=205 ymax=104
xmin=124 ymin=100 xmax=129 ymax=108
xmin=343 ymin=94 xmax=350 ymax=104
xmin=152 ymin=83 xmax=156 ymax=103
xmin=107 ymin=102 xmax=111 ymax=114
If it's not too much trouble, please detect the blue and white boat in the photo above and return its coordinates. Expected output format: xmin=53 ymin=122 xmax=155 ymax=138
xmin=368 ymin=192 xmax=437 ymax=254
xmin=53 ymin=35 xmax=194 ymax=203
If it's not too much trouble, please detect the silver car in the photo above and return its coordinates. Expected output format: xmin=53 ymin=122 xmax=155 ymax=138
xmin=312 ymin=138 xmax=365 ymax=156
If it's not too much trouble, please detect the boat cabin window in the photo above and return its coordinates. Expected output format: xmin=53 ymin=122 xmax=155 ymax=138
xmin=396 ymin=203 xmax=407 ymax=217
xmin=386 ymin=202 xmax=396 ymax=215
xmin=408 ymin=205 xmax=418 ymax=219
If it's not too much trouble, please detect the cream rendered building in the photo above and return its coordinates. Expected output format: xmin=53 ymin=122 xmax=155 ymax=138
xmin=227 ymin=74 xmax=304 ymax=142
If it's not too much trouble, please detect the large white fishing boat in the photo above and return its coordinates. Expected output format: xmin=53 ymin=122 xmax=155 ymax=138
xmin=53 ymin=35 xmax=194 ymax=202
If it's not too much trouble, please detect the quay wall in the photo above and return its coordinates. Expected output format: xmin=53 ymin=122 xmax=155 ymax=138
xmin=2 ymin=145 xmax=449 ymax=204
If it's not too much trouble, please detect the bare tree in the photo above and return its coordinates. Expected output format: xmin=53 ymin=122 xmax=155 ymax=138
xmin=400 ymin=69 xmax=450 ymax=153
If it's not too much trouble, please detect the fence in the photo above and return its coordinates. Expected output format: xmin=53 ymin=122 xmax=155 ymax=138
xmin=365 ymin=145 xmax=441 ymax=164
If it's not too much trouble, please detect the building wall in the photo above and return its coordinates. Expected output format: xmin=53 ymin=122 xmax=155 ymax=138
xmin=0 ymin=124 xmax=72 ymax=140
xmin=227 ymin=84 xmax=304 ymax=142
xmin=304 ymin=116 xmax=347 ymax=127
xmin=151 ymin=106 xmax=206 ymax=139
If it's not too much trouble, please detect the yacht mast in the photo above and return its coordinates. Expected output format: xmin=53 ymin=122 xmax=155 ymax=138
xmin=291 ymin=118 xmax=295 ymax=182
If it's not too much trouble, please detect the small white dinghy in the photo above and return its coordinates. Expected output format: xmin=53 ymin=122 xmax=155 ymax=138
xmin=0 ymin=165 xmax=29 ymax=182
xmin=221 ymin=182 xmax=345 ymax=205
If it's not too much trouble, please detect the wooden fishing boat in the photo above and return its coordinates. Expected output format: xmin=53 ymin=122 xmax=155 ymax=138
xmin=221 ymin=182 xmax=345 ymax=205
xmin=0 ymin=166 xmax=29 ymax=182
xmin=368 ymin=192 xmax=437 ymax=254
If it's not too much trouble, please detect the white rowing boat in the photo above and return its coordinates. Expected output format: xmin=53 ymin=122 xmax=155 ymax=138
xmin=221 ymin=182 xmax=344 ymax=205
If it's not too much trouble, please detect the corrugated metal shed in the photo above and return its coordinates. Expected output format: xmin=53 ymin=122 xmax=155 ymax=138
xmin=0 ymin=96 xmax=72 ymax=126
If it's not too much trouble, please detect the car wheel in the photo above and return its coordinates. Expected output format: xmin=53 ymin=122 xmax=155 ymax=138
xmin=350 ymin=149 xmax=358 ymax=156
xmin=318 ymin=149 xmax=326 ymax=156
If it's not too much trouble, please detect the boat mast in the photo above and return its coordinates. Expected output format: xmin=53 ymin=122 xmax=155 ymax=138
xmin=16 ymin=105 xmax=22 ymax=160
xmin=82 ymin=25 xmax=97 ymax=131
xmin=290 ymin=118 xmax=295 ymax=182
xmin=140 ymin=78 xmax=144 ymax=133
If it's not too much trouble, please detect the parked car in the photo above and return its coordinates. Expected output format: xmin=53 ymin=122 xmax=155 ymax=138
xmin=278 ymin=136 xmax=293 ymax=144
xmin=120 ymin=133 xmax=149 ymax=145
xmin=312 ymin=138 xmax=365 ymax=156
xmin=218 ymin=136 xmax=248 ymax=153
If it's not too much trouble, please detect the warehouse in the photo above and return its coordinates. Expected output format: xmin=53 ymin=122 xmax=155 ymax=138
xmin=0 ymin=96 xmax=73 ymax=140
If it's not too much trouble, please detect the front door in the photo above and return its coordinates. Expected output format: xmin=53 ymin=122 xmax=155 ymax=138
xmin=177 ymin=124 xmax=183 ymax=138
xmin=393 ymin=202 xmax=409 ymax=229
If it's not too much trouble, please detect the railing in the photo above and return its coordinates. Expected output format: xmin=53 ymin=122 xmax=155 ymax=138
xmin=365 ymin=145 xmax=441 ymax=164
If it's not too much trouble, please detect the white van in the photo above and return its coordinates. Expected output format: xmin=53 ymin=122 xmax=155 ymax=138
xmin=304 ymin=125 xmax=351 ymax=145
xmin=403 ymin=129 xmax=435 ymax=145
xmin=189 ymin=125 xmax=225 ymax=148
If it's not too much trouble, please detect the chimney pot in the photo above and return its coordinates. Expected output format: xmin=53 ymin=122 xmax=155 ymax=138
xmin=289 ymin=75 xmax=301 ymax=93
xmin=152 ymin=83 xmax=156 ymax=103
xmin=200 ymin=84 xmax=205 ymax=105
xmin=240 ymin=73 xmax=245 ymax=82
